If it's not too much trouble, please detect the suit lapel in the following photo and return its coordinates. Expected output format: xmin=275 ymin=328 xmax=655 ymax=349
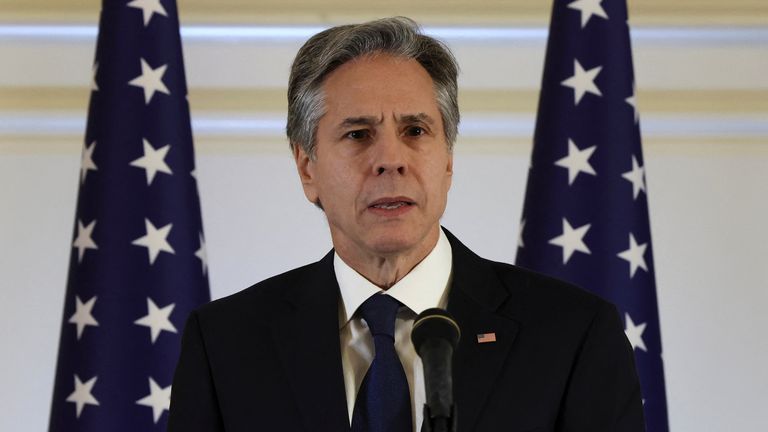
xmin=266 ymin=232 xmax=521 ymax=432
xmin=269 ymin=251 xmax=351 ymax=432
xmin=445 ymin=230 xmax=521 ymax=432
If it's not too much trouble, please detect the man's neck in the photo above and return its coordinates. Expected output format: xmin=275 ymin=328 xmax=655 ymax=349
xmin=333 ymin=229 xmax=440 ymax=289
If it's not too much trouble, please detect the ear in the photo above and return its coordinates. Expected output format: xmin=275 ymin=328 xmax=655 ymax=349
xmin=293 ymin=144 xmax=319 ymax=204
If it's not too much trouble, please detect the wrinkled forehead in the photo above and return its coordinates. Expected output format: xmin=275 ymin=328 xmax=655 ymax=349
xmin=319 ymin=54 xmax=441 ymax=119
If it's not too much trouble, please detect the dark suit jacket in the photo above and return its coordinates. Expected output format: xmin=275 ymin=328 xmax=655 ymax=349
xmin=168 ymin=230 xmax=645 ymax=432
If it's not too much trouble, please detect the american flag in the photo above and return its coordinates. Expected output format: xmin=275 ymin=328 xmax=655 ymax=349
xmin=476 ymin=333 xmax=497 ymax=344
xmin=48 ymin=0 xmax=210 ymax=430
xmin=515 ymin=0 xmax=669 ymax=430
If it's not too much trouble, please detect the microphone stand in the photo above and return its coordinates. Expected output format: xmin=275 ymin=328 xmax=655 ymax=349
xmin=421 ymin=405 xmax=457 ymax=432
xmin=419 ymin=337 xmax=458 ymax=432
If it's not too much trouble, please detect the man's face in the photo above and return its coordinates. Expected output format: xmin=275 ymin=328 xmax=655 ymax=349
xmin=294 ymin=54 xmax=453 ymax=262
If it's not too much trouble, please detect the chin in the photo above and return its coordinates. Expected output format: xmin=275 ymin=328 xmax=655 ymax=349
xmin=365 ymin=226 xmax=434 ymax=257
xmin=367 ymin=236 xmax=414 ymax=255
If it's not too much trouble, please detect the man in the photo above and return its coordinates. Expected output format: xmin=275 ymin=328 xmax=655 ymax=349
xmin=168 ymin=17 xmax=645 ymax=432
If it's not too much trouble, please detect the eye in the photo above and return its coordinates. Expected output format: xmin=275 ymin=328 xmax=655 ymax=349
xmin=345 ymin=129 xmax=370 ymax=140
xmin=404 ymin=126 xmax=426 ymax=137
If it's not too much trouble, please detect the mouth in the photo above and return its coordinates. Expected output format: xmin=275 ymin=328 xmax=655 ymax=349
xmin=367 ymin=197 xmax=415 ymax=211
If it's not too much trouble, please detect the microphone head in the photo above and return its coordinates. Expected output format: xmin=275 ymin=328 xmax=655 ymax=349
xmin=411 ymin=308 xmax=461 ymax=354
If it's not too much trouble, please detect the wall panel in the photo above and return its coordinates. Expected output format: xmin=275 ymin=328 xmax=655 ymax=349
xmin=0 ymin=2 xmax=767 ymax=430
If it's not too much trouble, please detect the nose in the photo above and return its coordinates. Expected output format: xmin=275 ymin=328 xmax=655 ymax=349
xmin=372 ymin=132 xmax=407 ymax=176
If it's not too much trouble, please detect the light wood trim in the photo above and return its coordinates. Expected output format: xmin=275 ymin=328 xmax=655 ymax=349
xmin=1 ymin=0 xmax=766 ymax=25
xmin=3 ymin=134 xmax=766 ymax=157
xmin=2 ymin=87 xmax=766 ymax=115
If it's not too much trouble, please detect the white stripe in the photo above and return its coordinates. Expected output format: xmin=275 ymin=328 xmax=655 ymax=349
xmin=1 ymin=24 xmax=766 ymax=45
xmin=2 ymin=113 xmax=766 ymax=139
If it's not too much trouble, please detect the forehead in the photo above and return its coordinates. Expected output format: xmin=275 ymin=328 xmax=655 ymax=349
xmin=320 ymin=54 xmax=440 ymax=117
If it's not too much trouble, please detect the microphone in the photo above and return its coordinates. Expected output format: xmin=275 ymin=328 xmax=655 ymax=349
xmin=411 ymin=308 xmax=460 ymax=432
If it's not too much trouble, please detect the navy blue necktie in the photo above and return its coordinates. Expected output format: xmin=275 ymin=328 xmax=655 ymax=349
xmin=351 ymin=294 xmax=413 ymax=432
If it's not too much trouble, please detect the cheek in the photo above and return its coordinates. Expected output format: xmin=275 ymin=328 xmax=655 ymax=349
xmin=428 ymin=155 xmax=453 ymax=190
xmin=317 ymin=161 xmax=361 ymax=204
xmin=333 ymin=164 xmax=360 ymax=192
xmin=442 ymin=174 xmax=452 ymax=196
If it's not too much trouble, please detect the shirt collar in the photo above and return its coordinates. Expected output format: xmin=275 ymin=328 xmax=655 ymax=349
xmin=335 ymin=228 xmax=453 ymax=329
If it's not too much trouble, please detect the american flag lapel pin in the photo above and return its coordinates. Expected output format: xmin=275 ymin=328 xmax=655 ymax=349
xmin=476 ymin=332 xmax=497 ymax=344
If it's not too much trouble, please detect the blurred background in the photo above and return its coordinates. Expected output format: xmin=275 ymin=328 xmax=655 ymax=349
xmin=1 ymin=0 xmax=766 ymax=430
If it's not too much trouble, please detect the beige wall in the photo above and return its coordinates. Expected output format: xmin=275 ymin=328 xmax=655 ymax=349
xmin=2 ymin=0 xmax=768 ymax=24
xmin=2 ymin=0 xmax=767 ymax=150
xmin=1 ymin=1 xmax=767 ymax=431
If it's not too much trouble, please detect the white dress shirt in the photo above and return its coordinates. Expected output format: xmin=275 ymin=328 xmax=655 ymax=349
xmin=335 ymin=229 xmax=453 ymax=432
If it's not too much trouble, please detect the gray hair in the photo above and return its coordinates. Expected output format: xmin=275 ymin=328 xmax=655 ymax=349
xmin=286 ymin=17 xmax=460 ymax=158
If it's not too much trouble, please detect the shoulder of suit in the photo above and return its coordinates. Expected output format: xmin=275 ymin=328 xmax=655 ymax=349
xmin=485 ymin=258 xmax=614 ymax=322
xmin=194 ymin=257 xmax=327 ymax=323
xmin=443 ymin=227 xmax=613 ymax=322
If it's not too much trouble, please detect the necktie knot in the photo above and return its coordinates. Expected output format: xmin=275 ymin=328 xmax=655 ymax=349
xmin=358 ymin=293 xmax=401 ymax=339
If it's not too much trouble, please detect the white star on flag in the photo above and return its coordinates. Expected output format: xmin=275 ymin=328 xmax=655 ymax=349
xmin=517 ymin=219 xmax=526 ymax=248
xmin=561 ymin=59 xmax=603 ymax=106
xmin=549 ymin=218 xmax=591 ymax=264
xmin=68 ymin=295 xmax=99 ymax=340
xmin=130 ymin=138 xmax=173 ymax=185
xmin=617 ymin=233 xmax=648 ymax=278
xmin=624 ymin=313 xmax=648 ymax=352
xmin=128 ymin=58 xmax=170 ymax=104
xmin=555 ymin=138 xmax=597 ymax=185
xmin=66 ymin=374 xmax=99 ymax=418
xmin=136 ymin=377 xmax=172 ymax=423
xmin=127 ymin=0 xmax=168 ymax=27
xmin=622 ymin=155 xmax=646 ymax=199
xmin=132 ymin=218 xmax=175 ymax=265
xmin=91 ymin=63 xmax=99 ymax=92
xmin=134 ymin=298 xmax=177 ymax=343
xmin=567 ymin=0 xmax=609 ymax=28
xmin=626 ymin=81 xmax=639 ymax=124
xmin=73 ymin=219 xmax=98 ymax=263
xmin=195 ymin=232 xmax=208 ymax=275
xmin=80 ymin=141 xmax=98 ymax=184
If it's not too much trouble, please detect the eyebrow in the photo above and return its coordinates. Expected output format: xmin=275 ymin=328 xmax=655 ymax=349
xmin=336 ymin=113 xmax=435 ymax=130
xmin=398 ymin=113 xmax=436 ymax=125
xmin=337 ymin=116 xmax=382 ymax=129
